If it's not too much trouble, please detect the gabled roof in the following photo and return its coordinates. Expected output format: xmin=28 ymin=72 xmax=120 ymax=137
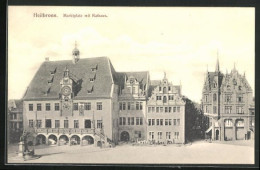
xmin=23 ymin=57 xmax=115 ymax=100
xmin=8 ymin=99 xmax=23 ymax=112
xmin=116 ymin=71 xmax=149 ymax=90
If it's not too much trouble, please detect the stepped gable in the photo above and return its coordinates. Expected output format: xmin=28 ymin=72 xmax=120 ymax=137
xmin=23 ymin=57 xmax=115 ymax=100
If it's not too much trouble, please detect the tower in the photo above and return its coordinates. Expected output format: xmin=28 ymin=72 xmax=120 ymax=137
xmin=72 ymin=41 xmax=80 ymax=64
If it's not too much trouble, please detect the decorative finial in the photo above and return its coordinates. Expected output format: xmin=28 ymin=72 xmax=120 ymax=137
xmin=215 ymin=51 xmax=220 ymax=72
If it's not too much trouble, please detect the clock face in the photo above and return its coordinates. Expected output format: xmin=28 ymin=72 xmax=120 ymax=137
xmin=62 ymin=86 xmax=71 ymax=96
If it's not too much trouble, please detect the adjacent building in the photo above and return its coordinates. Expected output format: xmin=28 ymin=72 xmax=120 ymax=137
xmin=202 ymin=59 xmax=255 ymax=141
xmin=146 ymin=74 xmax=185 ymax=144
xmin=8 ymin=99 xmax=23 ymax=143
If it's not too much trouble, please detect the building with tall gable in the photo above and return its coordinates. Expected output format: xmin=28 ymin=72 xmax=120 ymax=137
xmin=117 ymin=72 xmax=149 ymax=142
xmin=202 ymin=58 xmax=255 ymax=141
xmin=146 ymin=73 xmax=186 ymax=144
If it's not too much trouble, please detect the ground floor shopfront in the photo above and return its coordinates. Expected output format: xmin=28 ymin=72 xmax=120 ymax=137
xmin=205 ymin=115 xmax=254 ymax=141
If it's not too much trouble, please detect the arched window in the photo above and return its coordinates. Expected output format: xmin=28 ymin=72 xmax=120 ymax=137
xmin=163 ymin=87 xmax=167 ymax=94
xmin=163 ymin=96 xmax=167 ymax=103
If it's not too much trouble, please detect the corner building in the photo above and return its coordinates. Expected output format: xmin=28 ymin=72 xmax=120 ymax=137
xmin=202 ymin=59 xmax=255 ymax=141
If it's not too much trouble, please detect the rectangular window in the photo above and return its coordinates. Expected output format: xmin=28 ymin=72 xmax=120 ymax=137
xmin=119 ymin=117 xmax=123 ymax=125
xmin=29 ymin=104 xmax=33 ymax=111
xmin=131 ymin=117 xmax=134 ymax=125
xmin=169 ymin=107 xmax=172 ymax=113
xmin=55 ymin=120 xmax=60 ymax=128
xmin=152 ymin=107 xmax=155 ymax=112
xmin=156 ymin=107 xmax=159 ymax=113
xmin=156 ymin=96 xmax=162 ymax=100
xmin=148 ymin=119 xmax=151 ymax=126
xmin=165 ymin=107 xmax=168 ymax=113
xmin=165 ymin=119 xmax=169 ymax=125
xmin=236 ymin=106 xmax=244 ymax=114
xmin=130 ymin=102 xmax=135 ymax=110
xmin=73 ymin=103 xmax=78 ymax=110
xmin=127 ymin=102 xmax=131 ymax=110
xmin=204 ymin=95 xmax=208 ymax=102
xmin=36 ymin=120 xmax=42 ymax=128
xmin=135 ymin=131 xmax=142 ymax=138
xmin=74 ymin=120 xmax=79 ymax=128
xmin=213 ymin=106 xmax=217 ymax=114
xmin=97 ymin=102 xmax=102 ymax=110
xmin=127 ymin=117 xmax=131 ymax=125
xmin=177 ymin=119 xmax=180 ymax=126
xmin=237 ymin=95 xmax=243 ymax=102
xmin=169 ymin=119 xmax=172 ymax=125
xmin=148 ymin=107 xmax=151 ymax=113
xmin=225 ymin=94 xmax=232 ymax=102
xmin=168 ymin=95 xmax=174 ymax=100
xmin=160 ymin=119 xmax=163 ymax=126
xmin=152 ymin=119 xmax=155 ymax=126
xmin=37 ymin=103 xmax=41 ymax=111
xmin=29 ymin=120 xmax=34 ymax=128
xmin=84 ymin=102 xmax=91 ymax=110
xmin=156 ymin=119 xmax=160 ymax=126
xmin=160 ymin=107 xmax=163 ymax=113
xmin=225 ymin=106 xmax=232 ymax=114
xmin=174 ymin=119 xmax=176 ymax=126
xmin=177 ymin=107 xmax=180 ymax=112
xmin=149 ymin=132 xmax=154 ymax=140
xmin=136 ymin=117 xmax=140 ymax=125
xmin=55 ymin=103 xmax=59 ymax=111
xmin=140 ymin=102 xmax=143 ymax=110
xmin=174 ymin=132 xmax=179 ymax=139
xmin=97 ymin=120 xmax=102 ymax=128
xmin=45 ymin=103 xmax=51 ymax=111
xmin=140 ymin=118 xmax=143 ymax=125
xmin=123 ymin=117 xmax=126 ymax=125
xmin=119 ymin=102 xmax=122 ymax=110
xmin=122 ymin=102 xmax=126 ymax=110
xmin=158 ymin=132 xmax=162 ymax=139
xmin=173 ymin=107 xmax=176 ymax=112
xmin=166 ymin=132 xmax=171 ymax=139
xmin=136 ymin=102 xmax=140 ymax=110
xmin=64 ymin=120 xmax=69 ymax=128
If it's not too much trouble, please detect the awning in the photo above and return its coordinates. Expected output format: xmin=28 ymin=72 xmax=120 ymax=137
xmin=205 ymin=126 xmax=212 ymax=133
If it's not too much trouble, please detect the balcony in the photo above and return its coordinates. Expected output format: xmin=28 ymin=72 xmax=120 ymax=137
xmin=28 ymin=128 xmax=95 ymax=135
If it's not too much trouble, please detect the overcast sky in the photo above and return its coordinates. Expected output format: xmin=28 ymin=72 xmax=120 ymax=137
xmin=8 ymin=7 xmax=255 ymax=103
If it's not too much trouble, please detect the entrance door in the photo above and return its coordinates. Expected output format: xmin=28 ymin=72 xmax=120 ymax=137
xmin=121 ymin=131 xmax=130 ymax=141
xmin=46 ymin=119 xmax=52 ymax=128
xmin=216 ymin=129 xmax=219 ymax=140
xmin=85 ymin=119 xmax=91 ymax=128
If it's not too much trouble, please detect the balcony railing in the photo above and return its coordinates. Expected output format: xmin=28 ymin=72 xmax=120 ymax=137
xmin=28 ymin=128 xmax=95 ymax=135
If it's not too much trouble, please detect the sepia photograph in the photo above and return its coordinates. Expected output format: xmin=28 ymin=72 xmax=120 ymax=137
xmin=7 ymin=6 xmax=255 ymax=165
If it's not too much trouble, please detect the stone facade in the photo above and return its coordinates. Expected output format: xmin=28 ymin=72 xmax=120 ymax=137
xmin=202 ymin=59 xmax=255 ymax=141
xmin=146 ymin=74 xmax=185 ymax=144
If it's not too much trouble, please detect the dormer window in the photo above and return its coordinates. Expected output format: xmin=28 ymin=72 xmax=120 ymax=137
xmin=50 ymin=67 xmax=57 ymax=75
xmin=227 ymin=85 xmax=231 ymax=90
xmin=91 ymin=64 xmax=98 ymax=72
xmin=90 ymin=78 xmax=94 ymax=82
xmin=238 ymin=86 xmax=242 ymax=90
xmin=48 ymin=75 xmax=54 ymax=83
xmin=159 ymin=87 xmax=162 ymax=91
xmin=89 ymin=73 xmax=96 ymax=82
xmin=87 ymin=85 xmax=93 ymax=94
xmin=168 ymin=86 xmax=171 ymax=91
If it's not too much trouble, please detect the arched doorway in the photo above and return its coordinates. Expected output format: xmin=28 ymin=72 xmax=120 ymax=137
xmin=216 ymin=129 xmax=219 ymax=140
xmin=59 ymin=135 xmax=69 ymax=145
xmin=82 ymin=135 xmax=94 ymax=145
xmin=36 ymin=134 xmax=46 ymax=145
xmin=70 ymin=135 xmax=80 ymax=145
xmin=120 ymin=131 xmax=130 ymax=142
xmin=48 ymin=134 xmax=57 ymax=145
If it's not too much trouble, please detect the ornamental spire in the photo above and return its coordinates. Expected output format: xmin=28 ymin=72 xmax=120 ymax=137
xmin=215 ymin=50 xmax=220 ymax=72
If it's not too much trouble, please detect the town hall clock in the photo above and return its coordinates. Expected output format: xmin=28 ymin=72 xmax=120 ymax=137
xmin=61 ymin=86 xmax=71 ymax=96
